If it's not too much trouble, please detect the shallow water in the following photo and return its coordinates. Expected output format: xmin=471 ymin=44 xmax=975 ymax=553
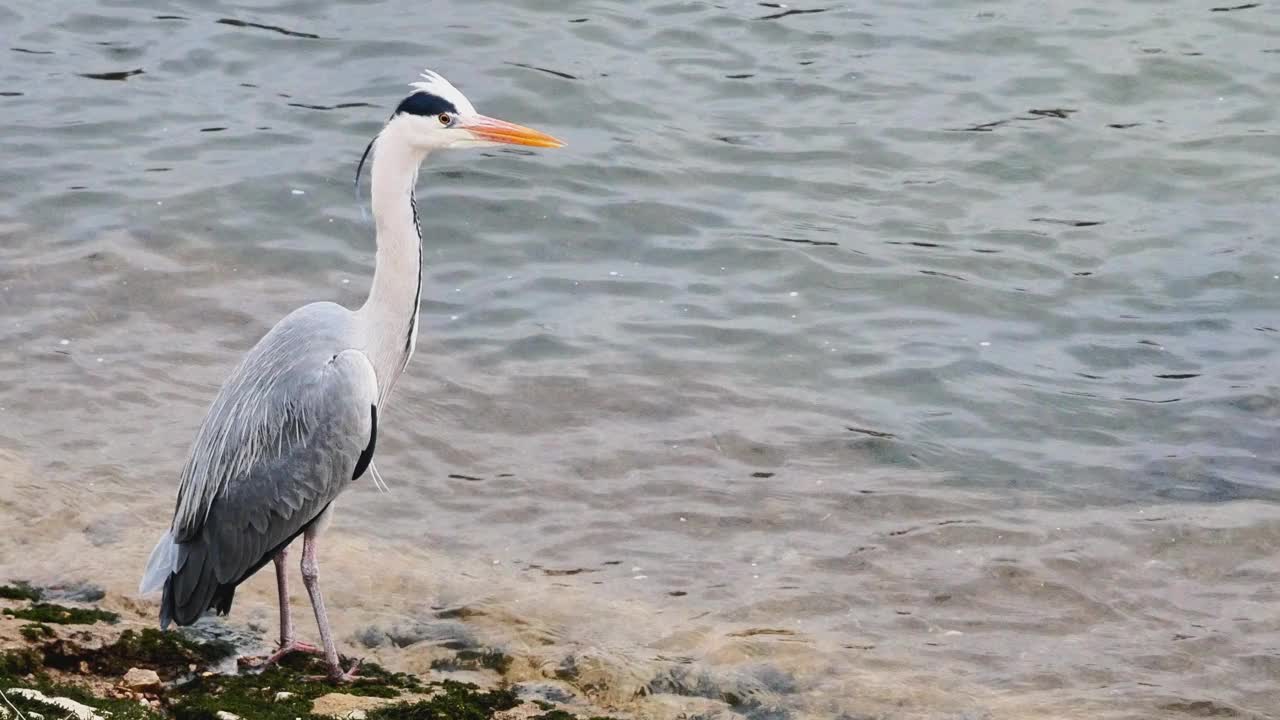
xmin=2 ymin=0 xmax=1279 ymax=717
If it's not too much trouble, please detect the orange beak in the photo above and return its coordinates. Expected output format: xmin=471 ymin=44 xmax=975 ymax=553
xmin=460 ymin=114 xmax=565 ymax=148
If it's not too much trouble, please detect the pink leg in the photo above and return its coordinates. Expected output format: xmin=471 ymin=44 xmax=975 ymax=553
xmin=275 ymin=546 xmax=299 ymax=646
xmin=300 ymin=525 xmax=359 ymax=682
xmin=253 ymin=546 xmax=321 ymax=666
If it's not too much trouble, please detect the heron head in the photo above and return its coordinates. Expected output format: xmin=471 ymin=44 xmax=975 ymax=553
xmin=386 ymin=69 xmax=564 ymax=151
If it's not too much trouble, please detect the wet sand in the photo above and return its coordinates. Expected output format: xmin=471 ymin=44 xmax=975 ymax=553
xmin=3 ymin=446 xmax=1277 ymax=718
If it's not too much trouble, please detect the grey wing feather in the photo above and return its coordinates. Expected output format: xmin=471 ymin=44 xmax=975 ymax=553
xmin=141 ymin=302 xmax=378 ymax=626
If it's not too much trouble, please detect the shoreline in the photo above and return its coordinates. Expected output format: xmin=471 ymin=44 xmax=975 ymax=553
xmin=1 ymin=581 xmax=631 ymax=720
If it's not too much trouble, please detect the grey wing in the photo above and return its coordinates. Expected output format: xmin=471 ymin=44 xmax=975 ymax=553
xmin=141 ymin=308 xmax=378 ymax=627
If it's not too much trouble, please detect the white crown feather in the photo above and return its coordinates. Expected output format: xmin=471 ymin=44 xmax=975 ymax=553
xmin=410 ymin=69 xmax=476 ymax=115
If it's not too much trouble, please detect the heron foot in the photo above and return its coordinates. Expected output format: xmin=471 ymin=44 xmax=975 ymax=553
xmin=240 ymin=640 xmax=325 ymax=670
xmin=311 ymin=658 xmax=362 ymax=684
xmin=267 ymin=640 xmax=324 ymax=665
xmin=282 ymin=638 xmax=322 ymax=655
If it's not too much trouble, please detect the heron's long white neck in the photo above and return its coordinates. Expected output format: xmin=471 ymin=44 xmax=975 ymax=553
xmin=357 ymin=123 xmax=428 ymax=404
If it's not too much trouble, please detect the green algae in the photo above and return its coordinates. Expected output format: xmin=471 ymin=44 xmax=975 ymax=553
xmin=155 ymin=661 xmax=327 ymax=720
xmin=522 ymin=707 xmax=616 ymax=712
xmin=0 ymin=647 xmax=42 ymax=676
xmin=429 ymin=648 xmax=512 ymax=675
xmin=1 ymin=643 xmax=165 ymax=720
xmin=341 ymin=658 xmax=424 ymax=694
xmin=523 ymin=708 xmax=619 ymax=720
xmin=1 ymin=637 xmax=620 ymax=720
xmin=168 ymin=662 xmax=550 ymax=720
xmin=39 ymin=628 xmax=236 ymax=680
xmin=169 ymin=656 xmax=421 ymax=720
xmin=363 ymin=681 xmax=519 ymax=720
xmin=19 ymin=622 xmax=55 ymax=642
xmin=3 ymin=602 xmax=119 ymax=624
xmin=0 ymin=581 xmax=42 ymax=601
xmin=1 ymin=589 xmax=618 ymax=720
xmin=98 ymin=628 xmax=235 ymax=676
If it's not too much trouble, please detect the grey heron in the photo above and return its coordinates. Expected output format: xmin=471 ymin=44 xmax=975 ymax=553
xmin=139 ymin=69 xmax=563 ymax=681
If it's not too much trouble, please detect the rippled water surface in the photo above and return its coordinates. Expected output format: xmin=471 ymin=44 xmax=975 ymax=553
xmin=2 ymin=1 xmax=1279 ymax=717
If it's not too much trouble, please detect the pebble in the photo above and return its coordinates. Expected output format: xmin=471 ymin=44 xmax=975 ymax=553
xmin=646 ymin=661 xmax=797 ymax=706
xmin=38 ymin=581 xmax=107 ymax=603
xmin=311 ymin=692 xmax=394 ymax=719
xmin=514 ymin=681 xmax=576 ymax=705
xmin=356 ymin=618 xmax=480 ymax=651
xmin=122 ymin=667 xmax=161 ymax=691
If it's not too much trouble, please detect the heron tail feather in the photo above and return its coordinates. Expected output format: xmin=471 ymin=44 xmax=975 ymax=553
xmin=139 ymin=529 xmax=177 ymax=597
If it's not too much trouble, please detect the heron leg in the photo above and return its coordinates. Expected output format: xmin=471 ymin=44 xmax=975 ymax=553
xmin=240 ymin=547 xmax=321 ymax=669
xmin=261 ymin=546 xmax=322 ymax=660
xmin=300 ymin=525 xmax=360 ymax=682
xmin=275 ymin=547 xmax=297 ymax=646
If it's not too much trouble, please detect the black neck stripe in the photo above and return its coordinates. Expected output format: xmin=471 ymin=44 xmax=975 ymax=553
xmin=404 ymin=192 xmax=423 ymax=359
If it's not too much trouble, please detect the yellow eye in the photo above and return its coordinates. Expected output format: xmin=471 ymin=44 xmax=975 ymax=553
xmin=437 ymin=113 xmax=452 ymax=126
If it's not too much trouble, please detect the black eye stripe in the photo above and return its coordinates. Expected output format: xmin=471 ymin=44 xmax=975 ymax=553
xmin=394 ymin=91 xmax=459 ymax=118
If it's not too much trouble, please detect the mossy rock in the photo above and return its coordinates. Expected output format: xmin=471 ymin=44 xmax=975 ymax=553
xmin=3 ymin=602 xmax=119 ymax=624
xmin=19 ymin=622 xmax=55 ymax=642
xmin=0 ymin=581 xmax=42 ymax=601
xmin=524 ymin=709 xmax=619 ymax=720
xmin=3 ymin=621 xmax=619 ymax=720
xmin=429 ymin=648 xmax=512 ymax=675
xmin=37 ymin=628 xmax=236 ymax=680
xmin=525 ymin=711 xmax=577 ymax=720
xmin=167 ymin=659 xmax=535 ymax=720
xmin=0 ymin=647 xmax=43 ymax=676
xmin=363 ymin=681 xmax=520 ymax=720
xmin=1 ymin=648 xmax=159 ymax=718
xmin=169 ymin=656 xmax=420 ymax=720
xmin=107 ymin=628 xmax=236 ymax=675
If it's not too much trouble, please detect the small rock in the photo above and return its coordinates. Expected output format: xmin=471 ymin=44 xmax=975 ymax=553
xmin=215 ymin=712 xmax=241 ymax=720
xmin=357 ymin=619 xmax=480 ymax=650
xmin=40 ymin=580 xmax=107 ymax=603
xmin=494 ymin=701 xmax=568 ymax=720
xmin=274 ymin=691 xmax=295 ymax=702
xmin=354 ymin=625 xmax=388 ymax=649
xmin=122 ymin=667 xmax=161 ymax=691
xmin=645 ymin=694 xmax=750 ymax=720
xmin=182 ymin=616 xmax=261 ymax=654
xmin=311 ymin=693 xmax=394 ymax=719
xmin=514 ymin=681 xmax=576 ymax=705
xmin=84 ymin=517 xmax=125 ymax=547
xmin=645 ymin=662 xmax=794 ymax=713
